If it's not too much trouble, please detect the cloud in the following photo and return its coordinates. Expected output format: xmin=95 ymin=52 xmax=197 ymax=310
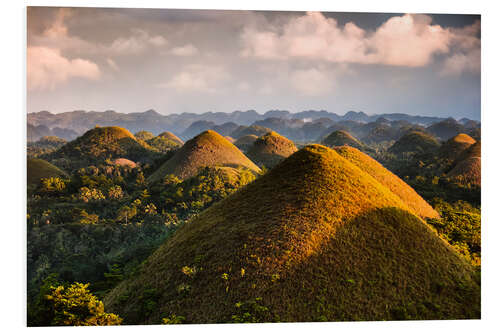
xmin=108 ymin=29 xmax=167 ymax=54
xmin=240 ymin=12 xmax=480 ymax=70
xmin=441 ymin=49 xmax=481 ymax=76
xmin=290 ymin=68 xmax=335 ymax=96
xmin=27 ymin=46 xmax=100 ymax=91
xmin=170 ymin=44 xmax=199 ymax=56
xmin=159 ymin=65 xmax=230 ymax=93
xmin=106 ymin=58 xmax=119 ymax=71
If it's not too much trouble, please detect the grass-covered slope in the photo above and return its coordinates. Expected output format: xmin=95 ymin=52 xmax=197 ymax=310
xmin=148 ymin=130 xmax=261 ymax=183
xmin=389 ymin=131 xmax=440 ymax=155
xmin=439 ymin=133 xmax=476 ymax=161
xmin=49 ymin=126 xmax=156 ymax=169
xmin=322 ymin=130 xmax=364 ymax=150
xmin=158 ymin=131 xmax=184 ymax=146
xmin=234 ymin=134 xmax=258 ymax=152
xmin=334 ymin=146 xmax=439 ymax=219
xmin=105 ymin=145 xmax=479 ymax=324
xmin=146 ymin=132 xmax=184 ymax=152
xmin=246 ymin=131 xmax=298 ymax=168
xmin=27 ymin=158 xmax=68 ymax=186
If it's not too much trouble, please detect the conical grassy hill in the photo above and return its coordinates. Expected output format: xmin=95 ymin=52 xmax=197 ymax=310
xmin=148 ymin=130 xmax=261 ymax=183
xmin=322 ymin=130 xmax=364 ymax=150
xmin=246 ymin=131 xmax=298 ymax=168
xmin=448 ymin=141 xmax=481 ymax=186
xmin=439 ymin=133 xmax=476 ymax=161
xmin=448 ymin=157 xmax=481 ymax=186
xmin=234 ymin=134 xmax=258 ymax=152
xmin=389 ymin=131 xmax=440 ymax=155
xmin=334 ymin=146 xmax=439 ymax=219
xmin=105 ymin=145 xmax=479 ymax=324
xmin=27 ymin=158 xmax=68 ymax=186
xmin=146 ymin=131 xmax=184 ymax=152
xmin=49 ymin=126 xmax=156 ymax=169
xmin=158 ymin=131 xmax=184 ymax=146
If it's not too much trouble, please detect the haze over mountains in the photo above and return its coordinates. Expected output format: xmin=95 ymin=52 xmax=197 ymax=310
xmin=27 ymin=109 xmax=480 ymax=142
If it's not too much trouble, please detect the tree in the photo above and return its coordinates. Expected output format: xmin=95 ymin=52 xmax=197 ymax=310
xmin=45 ymin=282 xmax=122 ymax=326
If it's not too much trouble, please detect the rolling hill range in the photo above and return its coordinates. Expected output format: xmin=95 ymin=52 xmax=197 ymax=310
xmin=46 ymin=126 xmax=158 ymax=170
xmin=27 ymin=158 xmax=68 ymax=186
xmin=148 ymin=130 xmax=261 ymax=183
xmin=105 ymin=145 xmax=479 ymax=324
xmin=246 ymin=131 xmax=298 ymax=169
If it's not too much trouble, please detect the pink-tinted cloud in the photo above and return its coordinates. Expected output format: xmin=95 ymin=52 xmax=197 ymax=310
xmin=158 ymin=64 xmax=230 ymax=93
xmin=170 ymin=44 xmax=199 ymax=56
xmin=27 ymin=46 xmax=100 ymax=91
xmin=241 ymin=12 xmax=480 ymax=71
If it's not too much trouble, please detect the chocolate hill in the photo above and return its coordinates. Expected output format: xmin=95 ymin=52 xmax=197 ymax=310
xmin=148 ymin=130 xmax=261 ymax=182
xmin=246 ymin=131 xmax=298 ymax=168
xmin=105 ymin=145 xmax=479 ymax=324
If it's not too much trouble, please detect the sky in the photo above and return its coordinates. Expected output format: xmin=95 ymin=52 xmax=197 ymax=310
xmin=27 ymin=7 xmax=481 ymax=119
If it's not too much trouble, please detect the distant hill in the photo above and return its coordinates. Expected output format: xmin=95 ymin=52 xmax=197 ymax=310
xmin=212 ymin=122 xmax=239 ymax=137
xmin=322 ymin=130 xmax=364 ymax=150
xmin=148 ymin=130 xmax=261 ymax=183
xmin=181 ymin=120 xmax=216 ymax=140
xmin=27 ymin=158 xmax=68 ymax=186
xmin=105 ymin=144 xmax=479 ymax=324
xmin=389 ymin=131 xmax=440 ymax=155
xmin=28 ymin=110 xmax=454 ymax=140
xmin=233 ymin=134 xmax=258 ymax=152
xmin=426 ymin=118 xmax=465 ymax=141
xmin=246 ymin=131 xmax=298 ymax=168
xmin=439 ymin=133 xmax=476 ymax=161
xmin=146 ymin=131 xmax=184 ymax=152
xmin=47 ymin=126 xmax=157 ymax=170
xmin=28 ymin=123 xmax=79 ymax=142
xmin=134 ymin=131 xmax=154 ymax=141
xmin=230 ymin=125 xmax=271 ymax=139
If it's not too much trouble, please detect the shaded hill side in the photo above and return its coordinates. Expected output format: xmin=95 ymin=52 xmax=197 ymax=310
xmin=322 ymin=130 xmax=364 ymax=150
xmin=246 ymin=131 xmax=298 ymax=168
xmin=334 ymin=146 xmax=439 ymax=219
xmin=105 ymin=145 xmax=479 ymax=324
xmin=448 ymin=157 xmax=481 ymax=187
xmin=233 ymin=135 xmax=258 ymax=152
xmin=389 ymin=131 xmax=440 ymax=155
xmin=27 ymin=158 xmax=68 ymax=186
xmin=148 ymin=130 xmax=261 ymax=183
xmin=439 ymin=133 xmax=476 ymax=161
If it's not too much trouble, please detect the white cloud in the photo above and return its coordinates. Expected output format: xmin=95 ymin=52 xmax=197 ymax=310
xmin=159 ymin=65 xmax=230 ymax=93
xmin=27 ymin=46 xmax=100 ymax=91
xmin=290 ymin=68 xmax=334 ymax=96
xmin=240 ymin=12 xmax=480 ymax=70
xmin=170 ymin=44 xmax=199 ymax=56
